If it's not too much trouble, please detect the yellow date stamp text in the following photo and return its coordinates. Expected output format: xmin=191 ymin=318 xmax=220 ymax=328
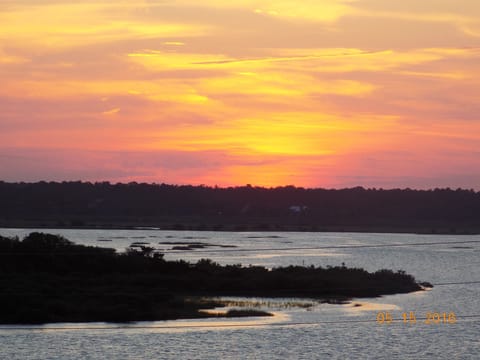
xmin=376 ymin=311 xmax=457 ymax=324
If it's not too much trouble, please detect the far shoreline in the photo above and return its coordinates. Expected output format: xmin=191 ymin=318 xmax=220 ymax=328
xmin=1 ymin=222 xmax=479 ymax=235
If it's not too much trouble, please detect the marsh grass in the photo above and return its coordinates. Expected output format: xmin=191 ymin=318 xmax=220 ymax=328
xmin=209 ymin=298 xmax=318 ymax=310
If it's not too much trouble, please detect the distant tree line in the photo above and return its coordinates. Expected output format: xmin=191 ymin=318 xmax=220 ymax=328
xmin=0 ymin=181 xmax=479 ymax=232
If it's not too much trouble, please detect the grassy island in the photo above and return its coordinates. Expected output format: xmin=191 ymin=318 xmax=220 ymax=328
xmin=0 ymin=232 xmax=425 ymax=324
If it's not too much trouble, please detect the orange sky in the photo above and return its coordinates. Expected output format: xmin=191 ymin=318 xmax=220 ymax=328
xmin=1 ymin=0 xmax=480 ymax=189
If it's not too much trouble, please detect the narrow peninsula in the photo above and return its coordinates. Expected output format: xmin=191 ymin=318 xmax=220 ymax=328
xmin=0 ymin=233 xmax=427 ymax=324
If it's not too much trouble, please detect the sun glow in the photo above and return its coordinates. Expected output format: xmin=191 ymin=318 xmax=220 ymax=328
xmin=1 ymin=0 xmax=480 ymax=188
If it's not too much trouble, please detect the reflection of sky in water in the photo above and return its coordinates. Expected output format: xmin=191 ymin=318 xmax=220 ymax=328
xmin=342 ymin=301 xmax=401 ymax=313
xmin=0 ymin=312 xmax=291 ymax=334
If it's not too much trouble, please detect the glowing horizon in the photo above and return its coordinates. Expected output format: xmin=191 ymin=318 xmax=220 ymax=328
xmin=1 ymin=1 xmax=480 ymax=189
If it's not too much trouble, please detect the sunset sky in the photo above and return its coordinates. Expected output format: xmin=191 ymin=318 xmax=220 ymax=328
xmin=1 ymin=0 xmax=480 ymax=189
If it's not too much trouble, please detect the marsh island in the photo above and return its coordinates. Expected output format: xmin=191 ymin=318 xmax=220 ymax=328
xmin=0 ymin=232 xmax=426 ymax=324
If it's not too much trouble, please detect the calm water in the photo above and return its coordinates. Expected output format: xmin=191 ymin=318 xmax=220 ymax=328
xmin=1 ymin=229 xmax=479 ymax=359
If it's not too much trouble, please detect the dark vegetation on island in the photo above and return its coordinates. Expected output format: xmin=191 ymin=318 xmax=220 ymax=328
xmin=1 ymin=181 xmax=479 ymax=234
xmin=0 ymin=233 xmax=425 ymax=324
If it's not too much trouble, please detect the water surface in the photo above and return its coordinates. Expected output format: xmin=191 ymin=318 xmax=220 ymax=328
xmin=1 ymin=229 xmax=478 ymax=359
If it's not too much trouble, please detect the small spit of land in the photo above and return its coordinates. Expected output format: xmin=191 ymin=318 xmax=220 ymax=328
xmin=0 ymin=233 xmax=427 ymax=324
